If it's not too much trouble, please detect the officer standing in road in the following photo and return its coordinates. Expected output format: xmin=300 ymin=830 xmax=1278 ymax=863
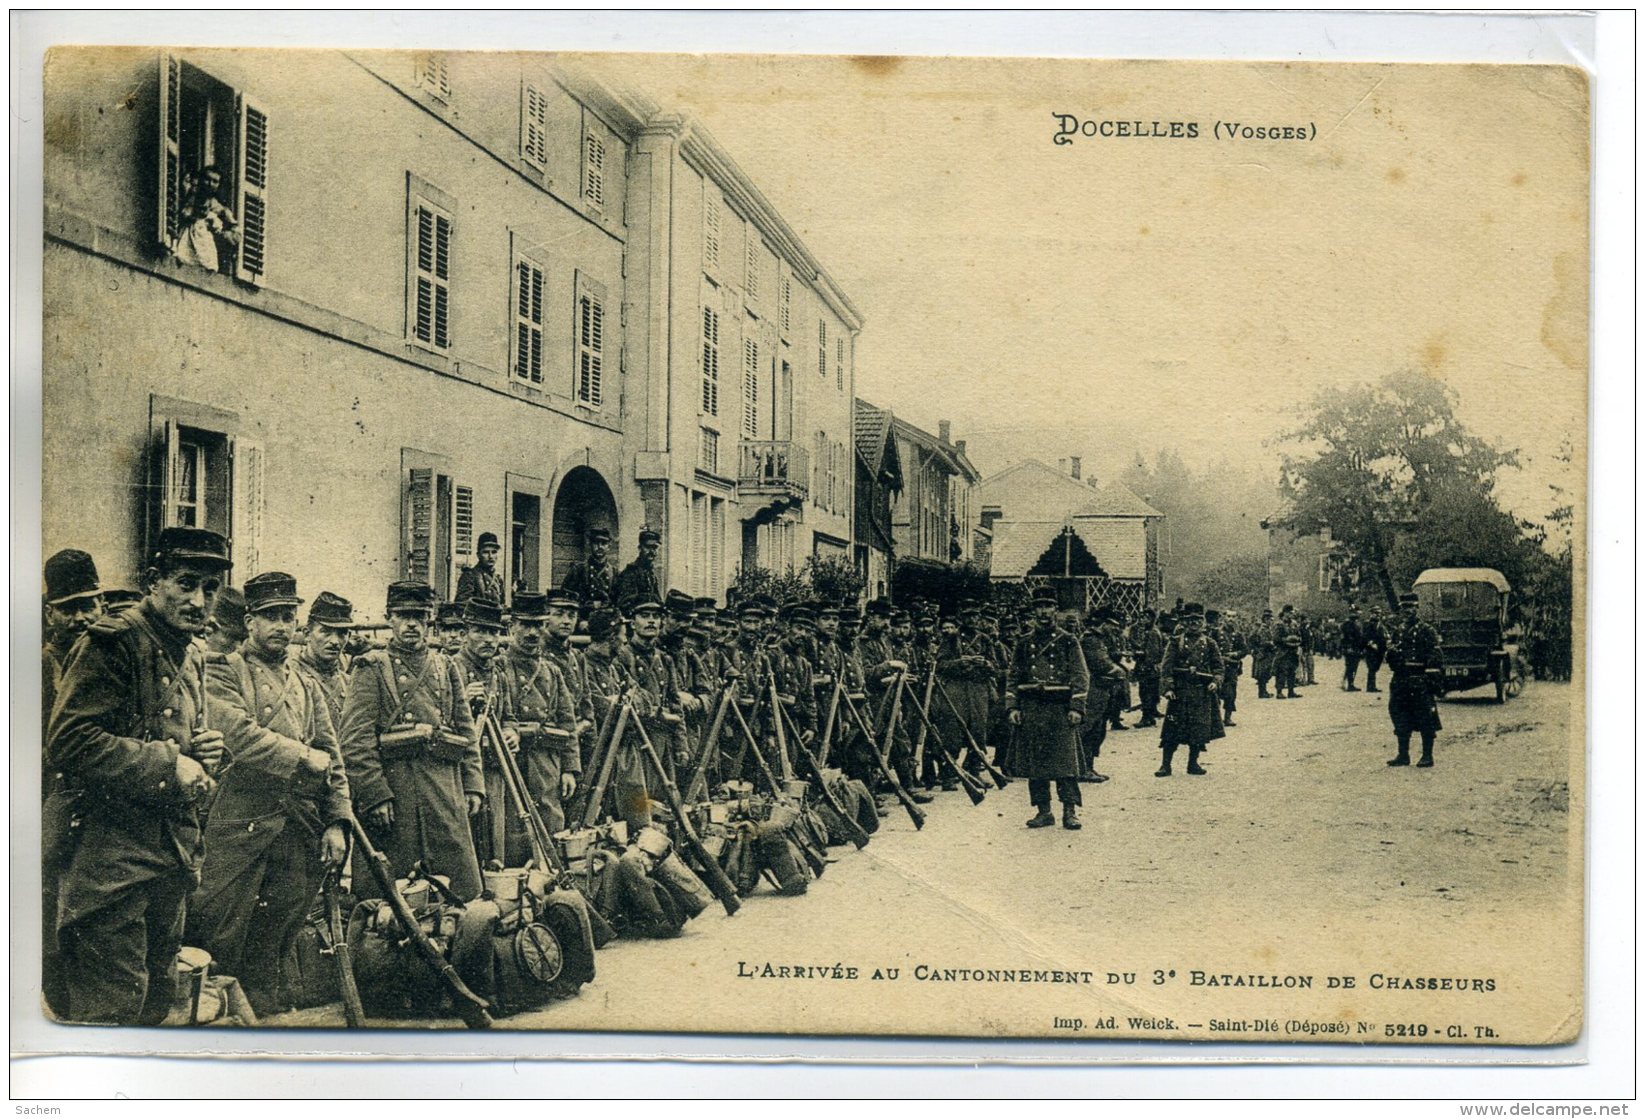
xmin=1006 ymin=586 xmax=1090 ymax=831
xmin=191 ymin=572 xmax=351 ymax=1017
xmin=45 ymin=527 xmax=230 ymax=1024
xmin=1385 ymin=592 xmax=1444 ymax=768
xmin=455 ymin=531 xmax=506 ymax=605
xmin=1340 ymin=606 xmax=1365 ymax=691
xmin=1252 ymin=608 xmax=1276 ymax=698
xmin=336 ymin=581 xmax=485 ymax=901
xmin=1157 ymin=603 xmax=1225 ymax=777
xmin=1362 ymin=607 xmax=1388 ymax=693
xmin=613 ymin=526 xmax=665 ymax=615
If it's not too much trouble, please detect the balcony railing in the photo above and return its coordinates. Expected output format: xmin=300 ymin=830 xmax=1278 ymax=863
xmin=738 ymin=439 xmax=809 ymax=501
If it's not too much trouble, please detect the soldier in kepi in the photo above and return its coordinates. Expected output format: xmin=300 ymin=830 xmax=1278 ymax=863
xmin=562 ymin=525 xmax=616 ymax=609
xmin=292 ymin=591 xmax=356 ymax=727
xmin=613 ymin=526 xmax=665 ymax=614
xmin=451 ymin=598 xmax=507 ymax=864
xmin=1385 ymin=591 xmax=1444 ymax=768
xmin=1157 ymin=603 xmax=1225 ymax=778
xmin=337 ymin=580 xmax=485 ymax=901
xmin=45 ymin=527 xmax=230 ymax=1024
xmin=189 ymin=572 xmax=351 ymax=1017
xmin=454 ymin=531 xmax=505 ymax=605
xmin=42 ymin=549 xmax=105 ymax=732
xmin=1006 ymin=586 xmax=1090 ymax=831
xmin=495 ymin=590 xmax=580 ymax=838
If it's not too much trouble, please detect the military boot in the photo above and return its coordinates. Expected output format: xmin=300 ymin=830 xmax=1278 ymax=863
xmin=1387 ymin=750 xmax=1410 ymax=767
xmin=1154 ymin=747 xmax=1174 ymax=778
xmin=1186 ymin=748 xmax=1207 ymax=776
xmin=1062 ymin=804 xmax=1082 ymax=830
xmin=1416 ymin=748 xmax=1434 ymax=768
xmin=1026 ymin=808 xmax=1055 ymax=828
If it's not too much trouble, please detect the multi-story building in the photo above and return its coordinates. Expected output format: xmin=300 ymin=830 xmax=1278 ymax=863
xmin=888 ymin=416 xmax=980 ymax=566
xmin=851 ymin=399 xmax=901 ymax=599
xmin=43 ymin=49 xmax=859 ymax=613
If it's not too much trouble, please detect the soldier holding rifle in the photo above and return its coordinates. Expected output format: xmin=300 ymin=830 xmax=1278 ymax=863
xmin=452 ymin=597 xmax=508 ymax=864
xmin=495 ymin=591 xmax=580 ymax=839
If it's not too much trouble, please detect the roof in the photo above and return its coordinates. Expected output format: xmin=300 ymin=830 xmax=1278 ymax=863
xmin=889 ymin=416 xmax=981 ymax=483
xmin=988 ymin=518 xmax=1150 ymax=581
xmin=978 ymin=460 xmax=1161 ymax=522
xmin=1413 ymin=568 xmax=1510 ymax=593
xmin=854 ymin=399 xmax=901 ymax=487
xmin=1076 ymin=481 xmax=1164 ymax=519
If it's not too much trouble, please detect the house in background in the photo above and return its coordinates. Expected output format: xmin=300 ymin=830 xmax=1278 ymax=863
xmin=851 ymin=399 xmax=901 ymax=600
xmin=1260 ymin=506 xmax=1359 ymax=614
xmin=889 ymin=415 xmax=980 ymax=565
xmin=978 ymin=457 xmax=1164 ymax=614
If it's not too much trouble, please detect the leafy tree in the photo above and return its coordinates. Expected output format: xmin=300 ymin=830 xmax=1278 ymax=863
xmin=802 ymin=555 xmax=866 ymax=605
xmin=1188 ymin=553 xmax=1269 ymax=616
xmin=728 ymin=563 xmax=808 ymax=608
xmin=1277 ymin=371 xmax=1517 ymax=609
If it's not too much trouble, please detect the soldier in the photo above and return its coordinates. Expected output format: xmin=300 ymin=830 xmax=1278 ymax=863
xmin=292 ymin=592 xmax=356 ymax=728
xmin=434 ymin=601 xmax=468 ymax=656
xmin=1157 ymin=603 xmax=1225 ymax=778
xmin=1099 ymin=610 xmax=1131 ymax=731
xmin=42 ymin=549 xmax=104 ymax=734
xmin=1206 ymin=609 xmax=1246 ymax=727
xmin=201 ymin=585 xmax=248 ymax=655
xmin=495 ymin=591 xmax=580 ymax=838
xmin=1340 ymin=606 xmax=1365 ymax=691
xmin=542 ymin=586 xmax=598 ymax=777
xmin=45 ymin=527 xmax=230 ymax=1024
xmin=562 ymin=526 xmax=617 ymax=609
xmin=1272 ymin=605 xmax=1302 ymax=699
xmin=191 ymin=572 xmax=351 ymax=1017
xmin=1385 ymin=592 xmax=1444 ymax=768
xmin=1298 ymin=612 xmax=1317 ymax=685
xmin=619 ymin=595 xmax=679 ymax=826
xmin=1128 ymin=609 xmax=1166 ymax=727
xmin=1006 ymin=586 xmax=1090 ymax=831
xmin=1362 ymin=607 xmax=1388 ymax=693
xmin=1251 ymin=608 xmax=1276 ymax=698
xmin=934 ymin=602 xmax=995 ymax=781
xmin=454 ymin=531 xmax=505 ymax=605
xmin=336 ymin=581 xmax=484 ymax=901
xmin=612 ymin=526 xmax=664 ymax=615
xmin=451 ymin=598 xmax=507 ymax=864
xmin=1077 ymin=608 xmax=1124 ymax=783
xmin=860 ymin=602 xmax=930 ymax=803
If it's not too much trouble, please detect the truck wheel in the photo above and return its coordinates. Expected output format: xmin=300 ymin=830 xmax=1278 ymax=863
xmin=1494 ymin=659 xmax=1508 ymax=704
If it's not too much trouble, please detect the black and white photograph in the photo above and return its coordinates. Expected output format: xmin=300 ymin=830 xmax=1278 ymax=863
xmin=18 ymin=15 xmax=1611 ymax=1088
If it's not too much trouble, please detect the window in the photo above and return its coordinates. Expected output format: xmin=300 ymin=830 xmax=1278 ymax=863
xmin=688 ymin=492 xmax=729 ymax=597
xmin=415 ymin=52 xmax=451 ymax=102
xmin=512 ymin=255 xmax=545 ymax=384
xmin=407 ymin=181 xmax=453 ymax=351
xmin=744 ymin=232 xmax=760 ymax=304
xmin=742 ymin=338 xmax=760 ymax=439
xmin=699 ymin=428 xmax=720 ymax=475
xmin=149 ymin=401 xmax=261 ymax=577
xmin=402 ymin=461 xmax=463 ymax=599
xmin=701 ymin=306 xmax=720 ymax=415
xmin=520 ymin=84 xmax=548 ymax=168
xmin=583 ymin=130 xmax=606 ymax=210
xmin=818 ymin=319 xmax=828 ymax=380
xmin=576 ymin=273 xmax=607 ymax=407
xmin=780 ymin=274 xmax=792 ymax=335
xmin=156 ymin=54 xmax=269 ymax=285
xmin=836 ymin=337 xmax=846 ymax=391
xmin=704 ymin=199 xmax=721 ymax=274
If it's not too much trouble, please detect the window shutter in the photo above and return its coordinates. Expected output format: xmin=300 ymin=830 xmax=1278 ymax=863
xmin=234 ymin=93 xmax=269 ymax=285
xmin=514 ymin=259 xmax=544 ymax=383
xmin=160 ymin=418 xmax=183 ymax=530
xmin=700 ymin=306 xmax=719 ymax=415
xmin=416 ymin=53 xmax=451 ymax=101
xmin=229 ymin=436 xmax=264 ymax=579
xmin=836 ymin=337 xmax=845 ymax=391
xmin=404 ymin=466 xmax=435 ymax=582
xmin=411 ymin=202 xmax=452 ymax=350
xmin=744 ymin=234 xmax=759 ymax=302
xmin=780 ymin=274 xmax=792 ymax=335
xmin=577 ymin=280 xmax=605 ymax=406
xmin=455 ymin=484 xmax=474 ymax=557
xmin=520 ymin=84 xmax=548 ymax=167
xmin=742 ymin=338 xmax=759 ymax=439
xmin=157 ymin=54 xmax=182 ymax=249
xmin=704 ymin=201 xmax=720 ymax=272
xmin=818 ymin=320 xmax=827 ymax=380
xmin=709 ymin=499 xmax=725 ymax=593
xmin=584 ymin=131 xmax=605 ymax=208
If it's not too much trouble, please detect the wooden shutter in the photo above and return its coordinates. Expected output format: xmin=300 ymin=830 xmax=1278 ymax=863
xmin=583 ymin=131 xmax=605 ymax=208
xmin=234 ymin=93 xmax=269 ymax=285
xmin=411 ymin=202 xmax=452 ymax=349
xmin=576 ymin=278 xmax=605 ymax=406
xmin=520 ymin=84 xmax=548 ymax=167
xmin=701 ymin=306 xmax=719 ymax=415
xmin=455 ymin=484 xmax=474 ymax=557
xmin=160 ymin=418 xmax=183 ymax=530
xmin=818 ymin=319 xmax=827 ymax=380
xmin=744 ymin=233 xmax=759 ymax=302
xmin=404 ymin=466 xmax=434 ymax=582
xmin=742 ymin=338 xmax=759 ymax=439
xmin=704 ymin=201 xmax=720 ymax=272
xmin=709 ymin=499 xmax=725 ymax=593
xmin=515 ymin=258 xmax=544 ymax=382
xmin=158 ymin=54 xmax=182 ymax=249
xmin=836 ymin=337 xmax=845 ymax=391
xmin=780 ymin=274 xmax=792 ymax=335
xmin=229 ymin=436 xmax=264 ymax=578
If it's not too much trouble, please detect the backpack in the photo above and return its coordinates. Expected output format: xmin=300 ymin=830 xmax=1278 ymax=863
xmin=345 ymin=872 xmax=464 ymax=1019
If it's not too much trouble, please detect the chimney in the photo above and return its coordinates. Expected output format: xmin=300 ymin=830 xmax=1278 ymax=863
xmin=938 ymin=420 xmax=952 ymax=443
xmin=954 ymin=439 xmax=966 ymax=457
xmin=1069 ymin=456 xmax=1082 ymax=480
xmin=1058 ymin=457 xmax=1067 ymax=474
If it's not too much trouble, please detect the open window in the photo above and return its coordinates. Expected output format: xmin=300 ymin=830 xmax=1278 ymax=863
xmin=401 ymin=451 xmax=468 ymax=599
xmin=157 ymin=53 xmax=268 ymax=285
xmin=147 ymin=396 xmax=262 ymax=576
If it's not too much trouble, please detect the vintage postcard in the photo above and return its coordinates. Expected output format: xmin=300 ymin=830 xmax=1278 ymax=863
xmin=31 ymin=45 xmax=1587 ymax=1050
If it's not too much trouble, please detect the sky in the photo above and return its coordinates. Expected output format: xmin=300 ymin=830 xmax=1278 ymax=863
xmin=592 ymin=54 xmax=1589 ymax=524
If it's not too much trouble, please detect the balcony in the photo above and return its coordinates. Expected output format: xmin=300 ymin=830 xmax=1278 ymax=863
xmin=738 ymin=439 xmax=809 ymax=508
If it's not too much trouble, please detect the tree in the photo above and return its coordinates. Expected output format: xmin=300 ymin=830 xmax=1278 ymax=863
xmin=1188 ymin=553 xmax=1269 ymax=616
xmin=1277 ymin=371 xmax=1518 ymax=609
xmin=801 ymin=555 xmax=866 ymax=605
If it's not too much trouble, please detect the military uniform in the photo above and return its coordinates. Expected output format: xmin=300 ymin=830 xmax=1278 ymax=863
xmin=1209 ymin=615 xmax=1247 ymax=725
xmin=496 ymin=643 xmax=579 ymax=838
xmin=1077 ymin=619 xmax=1124 ymax=776
xmin=336 ymin=582 xmax=484 ymax=901
xmin=1272 ymin=612 xmax=1302 ymax=698
xmin=454 ymin=563 xmax=505 ymax=606
xmin=1158 ymin=611 xmax=1225 ymax=777
xmin=933 ymin=623 xmax=993 ymax=776
xmin=45 ymin=528 xmax=230 ymax=1025
xmin=1128 ymin=616 xmax=1166 ymax=726
xmin=1385 ymin=599 xmax=1444 ymax=767
xmin=1340 ymin=613 xmax=1365 ymax=690
xmin=190 ymin=573 xmax=351 ymax=1014
xmin=1251 ymin=615 xmax=1276 ymax=697
xmin=1362 ymin=615 xmax=1387 ymax=692
xmin=1006 ymin=594 xmax=1090 ymax=826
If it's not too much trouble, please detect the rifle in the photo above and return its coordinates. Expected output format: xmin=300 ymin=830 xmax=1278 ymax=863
xmin=612 ymin=694 xmax=742 ymax=916
xmin=893 ymin=672 xmax=987 ymax=806
xmin=481 ymin=711 xmax=564 ymax=873
xmin=931 ymin=676 xmax=1012 ymax=789
xmin=838 ymin=689 xmax=925 ymax=829
xmin=684 ymin=678 xmax=737 ymax=803
xmin=323 ymin=855 xmax=365 ymax=1028
xmin=579 ymin=694 xmax=632 ymax=829
xmin=909 ymin=658 xmax=937 ymax=773
xmin=762 ymin=659 xmax=796 ymax=782
xmin=815 ymin=669 xmax=843 ymax=767
xmin=346 ymin=814 xmax=493 ymax=1029
xmin=572 ymin=677 xmax=627 ymax=822
xmin=776 ymin=699 xmax=870 ymax=849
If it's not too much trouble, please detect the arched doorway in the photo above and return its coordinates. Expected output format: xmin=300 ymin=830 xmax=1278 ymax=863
xmin=551 ymin=465 xmax=618 ymax=586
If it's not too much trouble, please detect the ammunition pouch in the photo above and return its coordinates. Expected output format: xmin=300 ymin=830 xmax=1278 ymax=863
xmin=379 ymin=724 xmax=472 ymax=763
xmin=1017 ymin=684 xmax=1071 ymax=705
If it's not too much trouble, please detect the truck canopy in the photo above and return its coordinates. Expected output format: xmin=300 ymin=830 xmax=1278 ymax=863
xmin=1413 ymin=567 xmax=1510 ymax=593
